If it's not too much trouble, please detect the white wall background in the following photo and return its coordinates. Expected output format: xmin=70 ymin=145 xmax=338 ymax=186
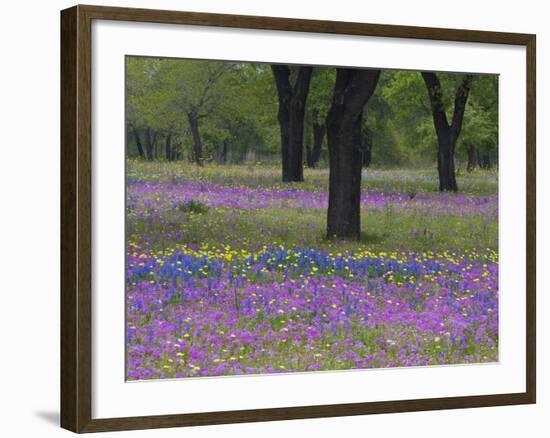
xmin=0 ymin=0 xmax=545 ymax=437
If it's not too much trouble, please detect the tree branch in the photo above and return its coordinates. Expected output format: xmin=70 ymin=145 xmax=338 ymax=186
xmin=421 ymin=71 xmax=450 ymax=134
xmin=293 ymin=66 xmax=313 ymax=101
xmin=333 ymin=68 xmax=381 ymax=122
xmin=271 ymin=65 xmax=292 ymax=103
xmin=450 ymin=74 xmax=474 ymax=140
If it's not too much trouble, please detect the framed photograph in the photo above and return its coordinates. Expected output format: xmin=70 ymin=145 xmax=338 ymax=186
xmin=60 ymin=4 xmax=536 ymax=433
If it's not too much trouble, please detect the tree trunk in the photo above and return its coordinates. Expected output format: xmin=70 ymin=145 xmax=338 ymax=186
xmin=222 ymin=139 xmax=228 ymax=164
xmin=466 ymin=144 xmax=476 ymax=172
xmin=306 ymin=121 xmax=325 ymax=167
xmin=165 ymin=131 xmax=173 ymax=161
xmin=481 ymin=154 xmax=491 ymax=169
xmin=287 ymin=78 xmax=308 ymax=179
xmin=327 ymin=110 xmax=364 ymax=240
xmin=131 ymin=126 xmax=144 ymax=158
xmin=326 ymin=68 xmax=381 ymax=241
xmin=271 ymin=65 xmax=313 ymax=182
xmin=187 ymin=113 xmax=203 ymax=166
xmin=437 ymin=136 xmax=457 ymax=191
xmin=422 ymin=72 xmax=473 ymax=192
xmin=152 ymin=131 xmax=159 ymax=159
xmin=145 ymin=127 xmax=155 ymax=160
xmin=170 ymin=139 xmax=178 ymax=161
xmin=275 ymin=87 xmax=291 ymax=175
xmin=361 ymin=125 xmax=373 ymax=167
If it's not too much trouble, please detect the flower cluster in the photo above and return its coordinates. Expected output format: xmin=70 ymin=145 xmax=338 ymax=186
xmin=128 ymin=180 xmax=498 ymax=217
xmin=127 ymin=245 xmax=498 ymax=380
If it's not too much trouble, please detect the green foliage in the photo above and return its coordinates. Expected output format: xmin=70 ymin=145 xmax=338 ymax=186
xmin=307 ymin=68 xmax=336 ymax=122
xmin=126 ymin=57 xmax=498 ymax=169
xmin=458 ymin=75 xmax=499 ymax=159
xmin=373 ymin=71 xmax=434 ymax=165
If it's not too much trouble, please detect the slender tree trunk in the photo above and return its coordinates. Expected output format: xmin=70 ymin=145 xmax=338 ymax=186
xmin=481 ymin=154 xmax=492 ymax=169
xmin=165 ymin=131 xmax=173 ymax=161
xmin=275 ymin=90 xmax=291 ymax=176
xmin=422 ymin=72 xmax=473 ymax=192
xmin=171 ymin=143 xmax=179 ymax=161
xmin=326 ymin=68 xmax=381 ymax=241
xmin=131 ymin=126 xmax=144 ymax=158
xmin=288 ymin=102 xmax=306 ymax=179
xmin=361 ymin=125 xmax=373 ymax=168
xmin=362 ymin=144 xmax=372 ymax=167
xmin=287 ymin=81 xmax=309 ymax=180
xmin=271 ymin=65 xmax=313 ymax=182
xmin=151 ymin=130 xmax=159 ymax=160
xmin=187 ymin=113 xmax=203 ymax=166
xmin=466 ymin=144 xmax=476 ymax=172
xmin=222 ymin=139 xmax=228 ymax=164
xmin=306 ymin=122 xmax=325 ymax=167
xmin=170 ymin=139 xmax=178 ymax=161
xmin=145 ymin=127 xmax=155 ymax=160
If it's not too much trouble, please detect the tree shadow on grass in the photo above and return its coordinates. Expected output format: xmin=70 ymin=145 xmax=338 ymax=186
xmin=320 ymin=231 xmax=388 ymax=246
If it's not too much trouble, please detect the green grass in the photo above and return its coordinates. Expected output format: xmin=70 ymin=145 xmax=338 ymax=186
xmin=128 ymin=161 xmax=498 ymax=196
xmin=127 ymin=161 xmax=497 ymax=255
xmin=129 ymin=205 xmax=497 ymax=255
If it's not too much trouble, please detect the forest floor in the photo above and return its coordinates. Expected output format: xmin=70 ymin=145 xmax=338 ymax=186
xmin=125 ymin=162 xmax=499 ymax=380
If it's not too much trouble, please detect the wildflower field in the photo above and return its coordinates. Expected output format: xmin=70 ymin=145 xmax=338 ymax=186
xmin=126 ymin=162 xmax=499 ymax=380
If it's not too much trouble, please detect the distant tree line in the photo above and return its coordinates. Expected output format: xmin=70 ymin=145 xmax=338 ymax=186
xmin=127 ymin=57 xmax=498 ymax=240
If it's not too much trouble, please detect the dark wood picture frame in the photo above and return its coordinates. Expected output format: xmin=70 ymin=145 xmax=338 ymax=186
xmin=61 ymin=4 xmax=536 ymax=433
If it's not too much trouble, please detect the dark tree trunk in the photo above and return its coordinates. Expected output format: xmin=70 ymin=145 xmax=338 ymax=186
xmin=327 ymin=111 xmax=364 ymax=240
xmin=306 ymin=121 xmax=325 ymax=168
xmin=187 ymin=113 xmax=203 ymax=166
xmin=222 ymin=139 xmax=228 ymax=164
xmin=152 ymin=131 xmax=159 ymax=159
xmin=271 ymin=65 xmax=313 ymax=182
xmin=361 ymin=125 xmax=373 ymax=168
xmin=422 ymin=72 xmax=473 ymax=192
xmin=165 ymin=131 xmax=173 ymax=161
xmin=170 ymin=138 xmax=178 ymax=161
xmin=437 ymin=137 xmax=457 ymax=191
xmin=145 ymin=127 xmax=156 ymax=160
xmin=131 ymin=126 xmax=145 ymax=158
xmin=480 ymin=154 xmax=492 ymax=169
xmin=466 ymin=144 xmax=476 ymax=172
xmin=307 ymin=123 xmax=326 ymax=167
xmin=362 ymin=144 xmax=372 ymax=167
xmin=326 ymin=68 xmax=381 ymax=241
